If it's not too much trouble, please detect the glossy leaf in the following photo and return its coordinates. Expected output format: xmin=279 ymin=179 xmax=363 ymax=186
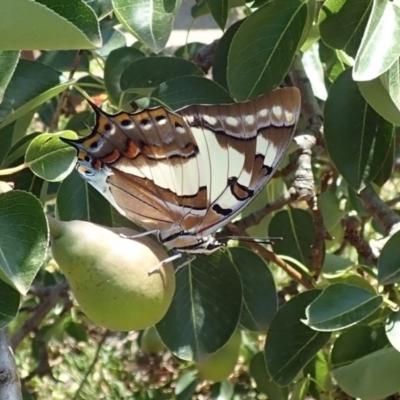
xmin=26 ymin=131 xmax=78 ymax=182
xmin=0 ymin=0 xmax=101 ymax=50
xmin=358 ymin=75 xmax=400 ymax=126
xmin=318 ymin=0 xmax=372 ymax=58
xmin=322 ymin=253 xmax=353 ymax=275
xmin=0 ymin=59 xmax=70 ymax=130
xmin=227 ymin=0 xmax=307 ymax=100
xmin=265 ymin=290 xmax=331 ymax=386
xmin=104 ymin=47 xmax=145 ymax=107
xmin=0 ymin=191 xmax=48 ymax=295
xmin=120 ymin=57 xmax=203 ymax=93
xmin=156 ymin=252 xmax=242 ymax=362
xmin=213 ymin=20 xmax=243 ymax=91
xmin=333 ymin=347 xmax=400 ymax=400
xmin=331 ymin=325 xmax=389 ymax=367
xmin=0 ymin=51 xmax=19 ymax=103
xmin=381 ymin=59 xmax=400 ymax=112
xmin=38 ymin=50 xmax=90 ymax=72
xmin=303 ymin=352 xmax=332 ymax=399
xmin=151 ymin=76 xmax=233 ymax=110
xmin=354 ymin=0 xmax=400 ymax=81
xmin=174 ymin=42 xmax=206 ymax=60
xmin=175 ymin=371 xmax=198 ymax=400
xmin=325 ymin=68 xmax=395 ymax=190
xmin=249 ymin=352 xmax=288 ymax=400
xmin=0 ymin=279 xmax=20 ymax=329
xmin=304 ymin=283 xmax=383 ymax=331
xmin=205 ymin=0 xmax=228 ymax=30
xmin=56 ymin=170 xmax=114 ymax=226
xmin=378 ymin=230 xmax=400 ymax=284
xmin=112 ymin=0 xmax=181 ymax=53
xmin=269 ymin=209 xmax=316 ymax=271
xmin=229 ymin=247 xmax=277 ymax=331
xmin=385 ymin=311 xmax=400 ymax=352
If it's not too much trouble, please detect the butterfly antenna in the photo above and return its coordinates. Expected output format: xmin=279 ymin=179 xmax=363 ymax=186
xmin=218 ymin=236 xmax=283 ymax=245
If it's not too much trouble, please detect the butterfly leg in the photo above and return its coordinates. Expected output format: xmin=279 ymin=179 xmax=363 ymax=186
xmin=148 ymin=252 xmax=183 ymax=275
xmin=119 ymin=229 xmax=159 ymax=240
xmin=174 ymin=254 xmax=196 ymax=272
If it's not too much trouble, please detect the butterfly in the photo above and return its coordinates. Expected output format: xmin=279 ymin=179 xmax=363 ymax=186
xmin=62 ymin=87 xmax=301 ymax=262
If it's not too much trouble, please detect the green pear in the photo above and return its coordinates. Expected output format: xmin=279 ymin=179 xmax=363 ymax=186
xmin=48 ymin=217 xmax=175 ymax=331
xmin=197 ymin=330 xmax=242 ymax=382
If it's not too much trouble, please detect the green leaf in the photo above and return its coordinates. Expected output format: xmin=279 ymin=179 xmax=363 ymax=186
xmin=265 ymin=290 xmax=331 ymax=386
xmin=104 ymin=46 xmax=145 ymax=106
xmin=354 ymin=0 xmax=400 ymax=81
xmin=0 ymin=59 xmax=70 ymax=130
xmin=156 ymin=252 xmax=242 ymax=362
xmin=26 ymin=131 xmax=78 ymax=182
xmin=322 ymin=253 xmax=353 ymax=275
xmin=378 ymin=230 xmax=400 ymax=284
xmin=175 ymin=371 xmax=198 ymax=400
xmin=174 ymin=42 xmax=206 ymax=60
xmin=333 ymin=347 xmax=400 ymax=400
xmin=318 ymin=0 xmax=372 ymax=58
xmin=0 ymin=51 xmax=19 ymax=103
xmin=382 ymin=59 xmax=400 ymax=111
xmin=269 ymin=209 xmax=316 ymax=271
xmin=385 ymin=311 xmax=400 ymax=352
xmin=304 ymin=283 xmax=383 ymax=331
xmin=0 ymin=0 xmax=101 ymax=50
xmin=213 ymin=20 xmax=243 ymax=91
xmin=358 ymin=74 xmax=400 ymax=126
xmin=303 ymin=352 xmax=332 ymax=399
xmin=120 ymin=57 xmax=203 ymax=93
xmin=56 ymin=169 xmax=114 ymax=226
xmin=0 ymin=279 xmax=20 ymax=329
xmin=227 ymin=0 xmax=307 ymax=100
xmin=0 ymin=191 xmax=48 ymax=295
xmin=249 ymin=352 xmax=288 ymax=400
xmin=206 ymin=0 xmax=228 ymax=30
xmin=331 ymin=325 xmax=389 ymax=367
xmin=325 ymin=68 xmax=395 ymax=190
xmin=229 ymin=247 xmax=277 ymax=331
xmin=151 ymin=76 xmax=233 ymax=110
xmin=38 ymin=50 xmax=90 ymax=72
xmin=112 ymin=0 xmax=182 ymax=53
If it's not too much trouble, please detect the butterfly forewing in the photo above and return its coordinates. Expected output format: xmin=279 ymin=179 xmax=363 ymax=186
xmin=64 ymin=87 xmax=300 ymax=252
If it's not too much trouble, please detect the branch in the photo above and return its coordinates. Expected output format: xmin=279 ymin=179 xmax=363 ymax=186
xmin=0 ymin=328 xmax=22 ymax=400
xmin=359 ymin=185 xmax=400 ymax=235
xmin=49 ymin=50 xmax=83 ymax=132
xmin=11 ymin=281 xmax=69 ymax=349
xmin=307 ymin=196 xmax=332 ymax=274
xmin=342 ymin=216 xmax=377 ymax=265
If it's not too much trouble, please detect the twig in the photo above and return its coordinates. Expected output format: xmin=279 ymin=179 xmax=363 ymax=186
xmin=386 ymin=195 xmax=400 ymax=207
xmin=11 ymin=281 xmax=69 ymax=349
xmin=0 ymin=328 xmax=22 ymax=400
xmin=359 ymin=185 xmax=400 ymax=236
xmin=226 ymin=222 xmax=314 ymax=289
xmin=72 ymin=330 xmax=109 ymax=400
xmin=307 ymin=196 xmax=332 ymax=274
xmin=49 ymin=50 xmax=83 ymax=132
xmin=342 ymin=216 xmax=377 ymax=265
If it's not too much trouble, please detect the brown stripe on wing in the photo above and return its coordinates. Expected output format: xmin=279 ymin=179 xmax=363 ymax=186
xmin=108 ymin=167 xmax=208 ymax=230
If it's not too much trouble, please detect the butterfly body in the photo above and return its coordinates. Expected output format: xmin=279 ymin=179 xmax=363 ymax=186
xmin=63 ymin=87 xmax=301 ymax=254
